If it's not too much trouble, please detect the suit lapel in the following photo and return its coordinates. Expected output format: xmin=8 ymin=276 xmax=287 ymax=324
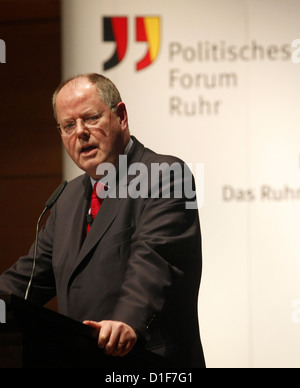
xmin=73 ymin=196 xmax=121 ymax=266
xmin=68 ymin=174 xmax=92 ymax=263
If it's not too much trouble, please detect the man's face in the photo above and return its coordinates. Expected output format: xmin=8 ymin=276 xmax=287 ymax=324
xmin=55 ymin=78 xmax=128 ymax=178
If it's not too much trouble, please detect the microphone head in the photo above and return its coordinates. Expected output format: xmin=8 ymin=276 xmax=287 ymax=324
xmin=45 ymin=181 xmax=67 ymax=209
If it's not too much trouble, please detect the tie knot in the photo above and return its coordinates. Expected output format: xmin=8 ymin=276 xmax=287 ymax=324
xmin=92 ymin=181 xmax=106 ymax=199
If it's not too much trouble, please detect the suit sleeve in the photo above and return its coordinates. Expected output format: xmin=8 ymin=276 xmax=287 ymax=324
xmin=110 ymin=159 xmax=202 ymax=339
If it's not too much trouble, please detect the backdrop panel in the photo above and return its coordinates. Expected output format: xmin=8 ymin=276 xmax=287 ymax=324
xmin=61 ymin=0 xmax=300 ymax=368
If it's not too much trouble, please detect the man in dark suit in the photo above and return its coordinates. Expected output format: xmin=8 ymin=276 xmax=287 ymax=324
xmin=0 ymin=73 xmax=205 ymax=367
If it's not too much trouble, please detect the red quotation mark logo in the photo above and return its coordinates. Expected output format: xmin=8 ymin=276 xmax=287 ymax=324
xmin=103 ymin=16 xmax=161 ymax=71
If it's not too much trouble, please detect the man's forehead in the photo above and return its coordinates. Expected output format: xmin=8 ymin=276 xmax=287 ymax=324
xmin=56 ymin=79 xmax=101 ymax=109
xmin=61 ymin=77 xmax=96 ymax=96
xmin=56 ymin=78 xmax=105 ymax=121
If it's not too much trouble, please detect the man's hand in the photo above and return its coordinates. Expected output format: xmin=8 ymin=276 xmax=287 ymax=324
xmin=83 ymin=320 xmax=137 ymax=357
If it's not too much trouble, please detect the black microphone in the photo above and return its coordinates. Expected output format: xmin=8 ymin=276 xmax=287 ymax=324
xmin=24 ymin=181 xmax=68 ymax=300
xmin=45 ymin=180 xmax=68 ymax=209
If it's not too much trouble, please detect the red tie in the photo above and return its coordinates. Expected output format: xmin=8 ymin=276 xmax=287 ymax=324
xmin=87 ymin=182 xmax=102 ymax=234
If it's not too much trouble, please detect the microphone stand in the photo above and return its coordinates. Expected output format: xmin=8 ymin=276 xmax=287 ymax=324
xmin=24 ymin=181 xmax=67 ymax=301
xmin=24 ymin=206 xmax=48 ymax=301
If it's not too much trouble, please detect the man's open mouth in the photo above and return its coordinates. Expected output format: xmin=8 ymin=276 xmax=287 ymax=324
xmin=80 ymin=145 xmax=97 ymax=154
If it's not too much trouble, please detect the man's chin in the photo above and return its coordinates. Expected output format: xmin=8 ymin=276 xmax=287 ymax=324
xmin=78 ymin=154 xmax=117 ymax=177
xmin=77 ymin=160 xmax=98 ymax=178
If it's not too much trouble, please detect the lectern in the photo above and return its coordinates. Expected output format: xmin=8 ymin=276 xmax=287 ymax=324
xmin=0 ymin=294 xmax=170 ymax=368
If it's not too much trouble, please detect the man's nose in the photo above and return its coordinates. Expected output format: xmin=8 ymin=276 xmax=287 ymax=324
xmin=75 ymin=118 xmax=89 ymax=136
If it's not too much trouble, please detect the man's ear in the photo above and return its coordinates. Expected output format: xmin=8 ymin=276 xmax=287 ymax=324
xmin=116 ymin=102 xmax=128 ymax=130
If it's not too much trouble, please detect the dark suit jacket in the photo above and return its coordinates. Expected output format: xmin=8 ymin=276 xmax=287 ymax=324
xmin=0 ymin=137 xmax=205 ymax=367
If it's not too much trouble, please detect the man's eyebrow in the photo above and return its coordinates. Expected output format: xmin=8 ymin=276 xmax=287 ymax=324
xmin=59 ymin=110 xmax=101 ymax=122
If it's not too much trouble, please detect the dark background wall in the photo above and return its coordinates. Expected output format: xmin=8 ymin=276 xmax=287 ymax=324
xmin=0 ymin=0 xmax=62 ymax=309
